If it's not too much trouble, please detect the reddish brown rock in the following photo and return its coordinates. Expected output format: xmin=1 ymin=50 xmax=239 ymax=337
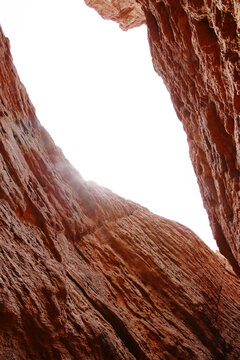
xmin=84 ymin=0 xmax=145 ymax=30
xmin=0 ymin=22 xmax=240 ymax=359
xmin=89 ymin=0 xmax=240 ymax=273
xmin=88 ymin=0 xmax=240 ymax=274
xmin=140 ymin=0 xmax=240 ymax=274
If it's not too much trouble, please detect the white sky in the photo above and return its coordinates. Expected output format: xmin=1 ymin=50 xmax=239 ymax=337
xmin=0 ymin=0 xmax=217 ymax=250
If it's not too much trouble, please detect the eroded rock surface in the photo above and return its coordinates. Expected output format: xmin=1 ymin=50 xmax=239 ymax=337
xmin=0 ymin=23 xmax=240 ymax=359
xmin=88 ymin=0 xmax=240 ymax=274
xmin=141 ymin=0 xmax=240 ymax=273
xmin=84 ymin=0 xmax=145 ymax=30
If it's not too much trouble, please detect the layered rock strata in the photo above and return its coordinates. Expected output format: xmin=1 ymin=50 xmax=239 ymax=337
xmin=88 ymin=0 xmax=240 ymax=274
xmin=0 ymin=23 xmax=240 ymax=359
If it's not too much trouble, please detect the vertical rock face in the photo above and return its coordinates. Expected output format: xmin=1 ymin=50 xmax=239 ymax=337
xmin=138 ymin=0 xmax=240 ymax=274
xmin=88 ymin=0 xmax=240 ymax=273
xmin=0 ymin=2 xmax=240 ymax=360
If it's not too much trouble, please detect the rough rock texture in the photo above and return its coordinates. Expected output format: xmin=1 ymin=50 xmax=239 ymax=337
xmin=1 ymin=21 xmax=240 ymax=359
xmin=142 ymin=0 xmax=240 ymax=274
xmin=84 ymin=0 xmax=145 ymax=30
xmin=89 ymin=0 xmax=240 ymax=274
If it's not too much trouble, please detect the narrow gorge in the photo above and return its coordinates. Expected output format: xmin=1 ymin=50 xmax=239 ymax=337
xmin=0 ymin=0 xmax=240 ymax=359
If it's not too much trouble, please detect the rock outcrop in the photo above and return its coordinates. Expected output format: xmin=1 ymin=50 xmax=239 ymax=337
xmin=1 ymin=1 xmax=240 ymax=359
xmin=84 ymin=0 xmax=145 ymax=30
xmin=88 ymin=0 xmax=240 ymax=275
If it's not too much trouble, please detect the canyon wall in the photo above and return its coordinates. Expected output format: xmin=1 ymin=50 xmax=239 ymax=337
xmin=143 ymin=0 xmax=240 ymax=276
xmin=87 ymin=0 xmax=240 ymax=274
xmin=1 ymin=0 xmax=240 ymax=359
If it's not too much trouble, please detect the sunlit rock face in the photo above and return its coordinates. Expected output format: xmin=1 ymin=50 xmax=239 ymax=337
xmin=91 ymin=0 xmax=240 ymax=273
xmin=84 ymin=0 xmax=145 ymax=30
xmin=0 ymin=22 xmax=240 ymax=359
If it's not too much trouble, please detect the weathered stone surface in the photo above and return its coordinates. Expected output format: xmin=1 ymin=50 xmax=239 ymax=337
xmin=0 ymin=23 xmax=240 ymax=359
xmin=89 ymin=0 xmax=240 ymax=273
xmin=84 ymin=0 xmax=145 ymax=30
xmin=139 ymin=0 xmax=240 ymax=274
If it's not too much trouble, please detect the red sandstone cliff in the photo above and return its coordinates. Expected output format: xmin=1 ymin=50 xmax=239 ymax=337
xmin=87 ymin=0 xmax=240 ymax=275
xmin=141 ymin=0 xmax=240 ymax=274
xmin=143 ymin=0 xmax=240 ymax=276
xmin=1 ymin=0 xmax=240 ymax=359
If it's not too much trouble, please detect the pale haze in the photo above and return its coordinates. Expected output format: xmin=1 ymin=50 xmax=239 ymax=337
xmin=0 ymin=0 xmax=217 ymax=250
